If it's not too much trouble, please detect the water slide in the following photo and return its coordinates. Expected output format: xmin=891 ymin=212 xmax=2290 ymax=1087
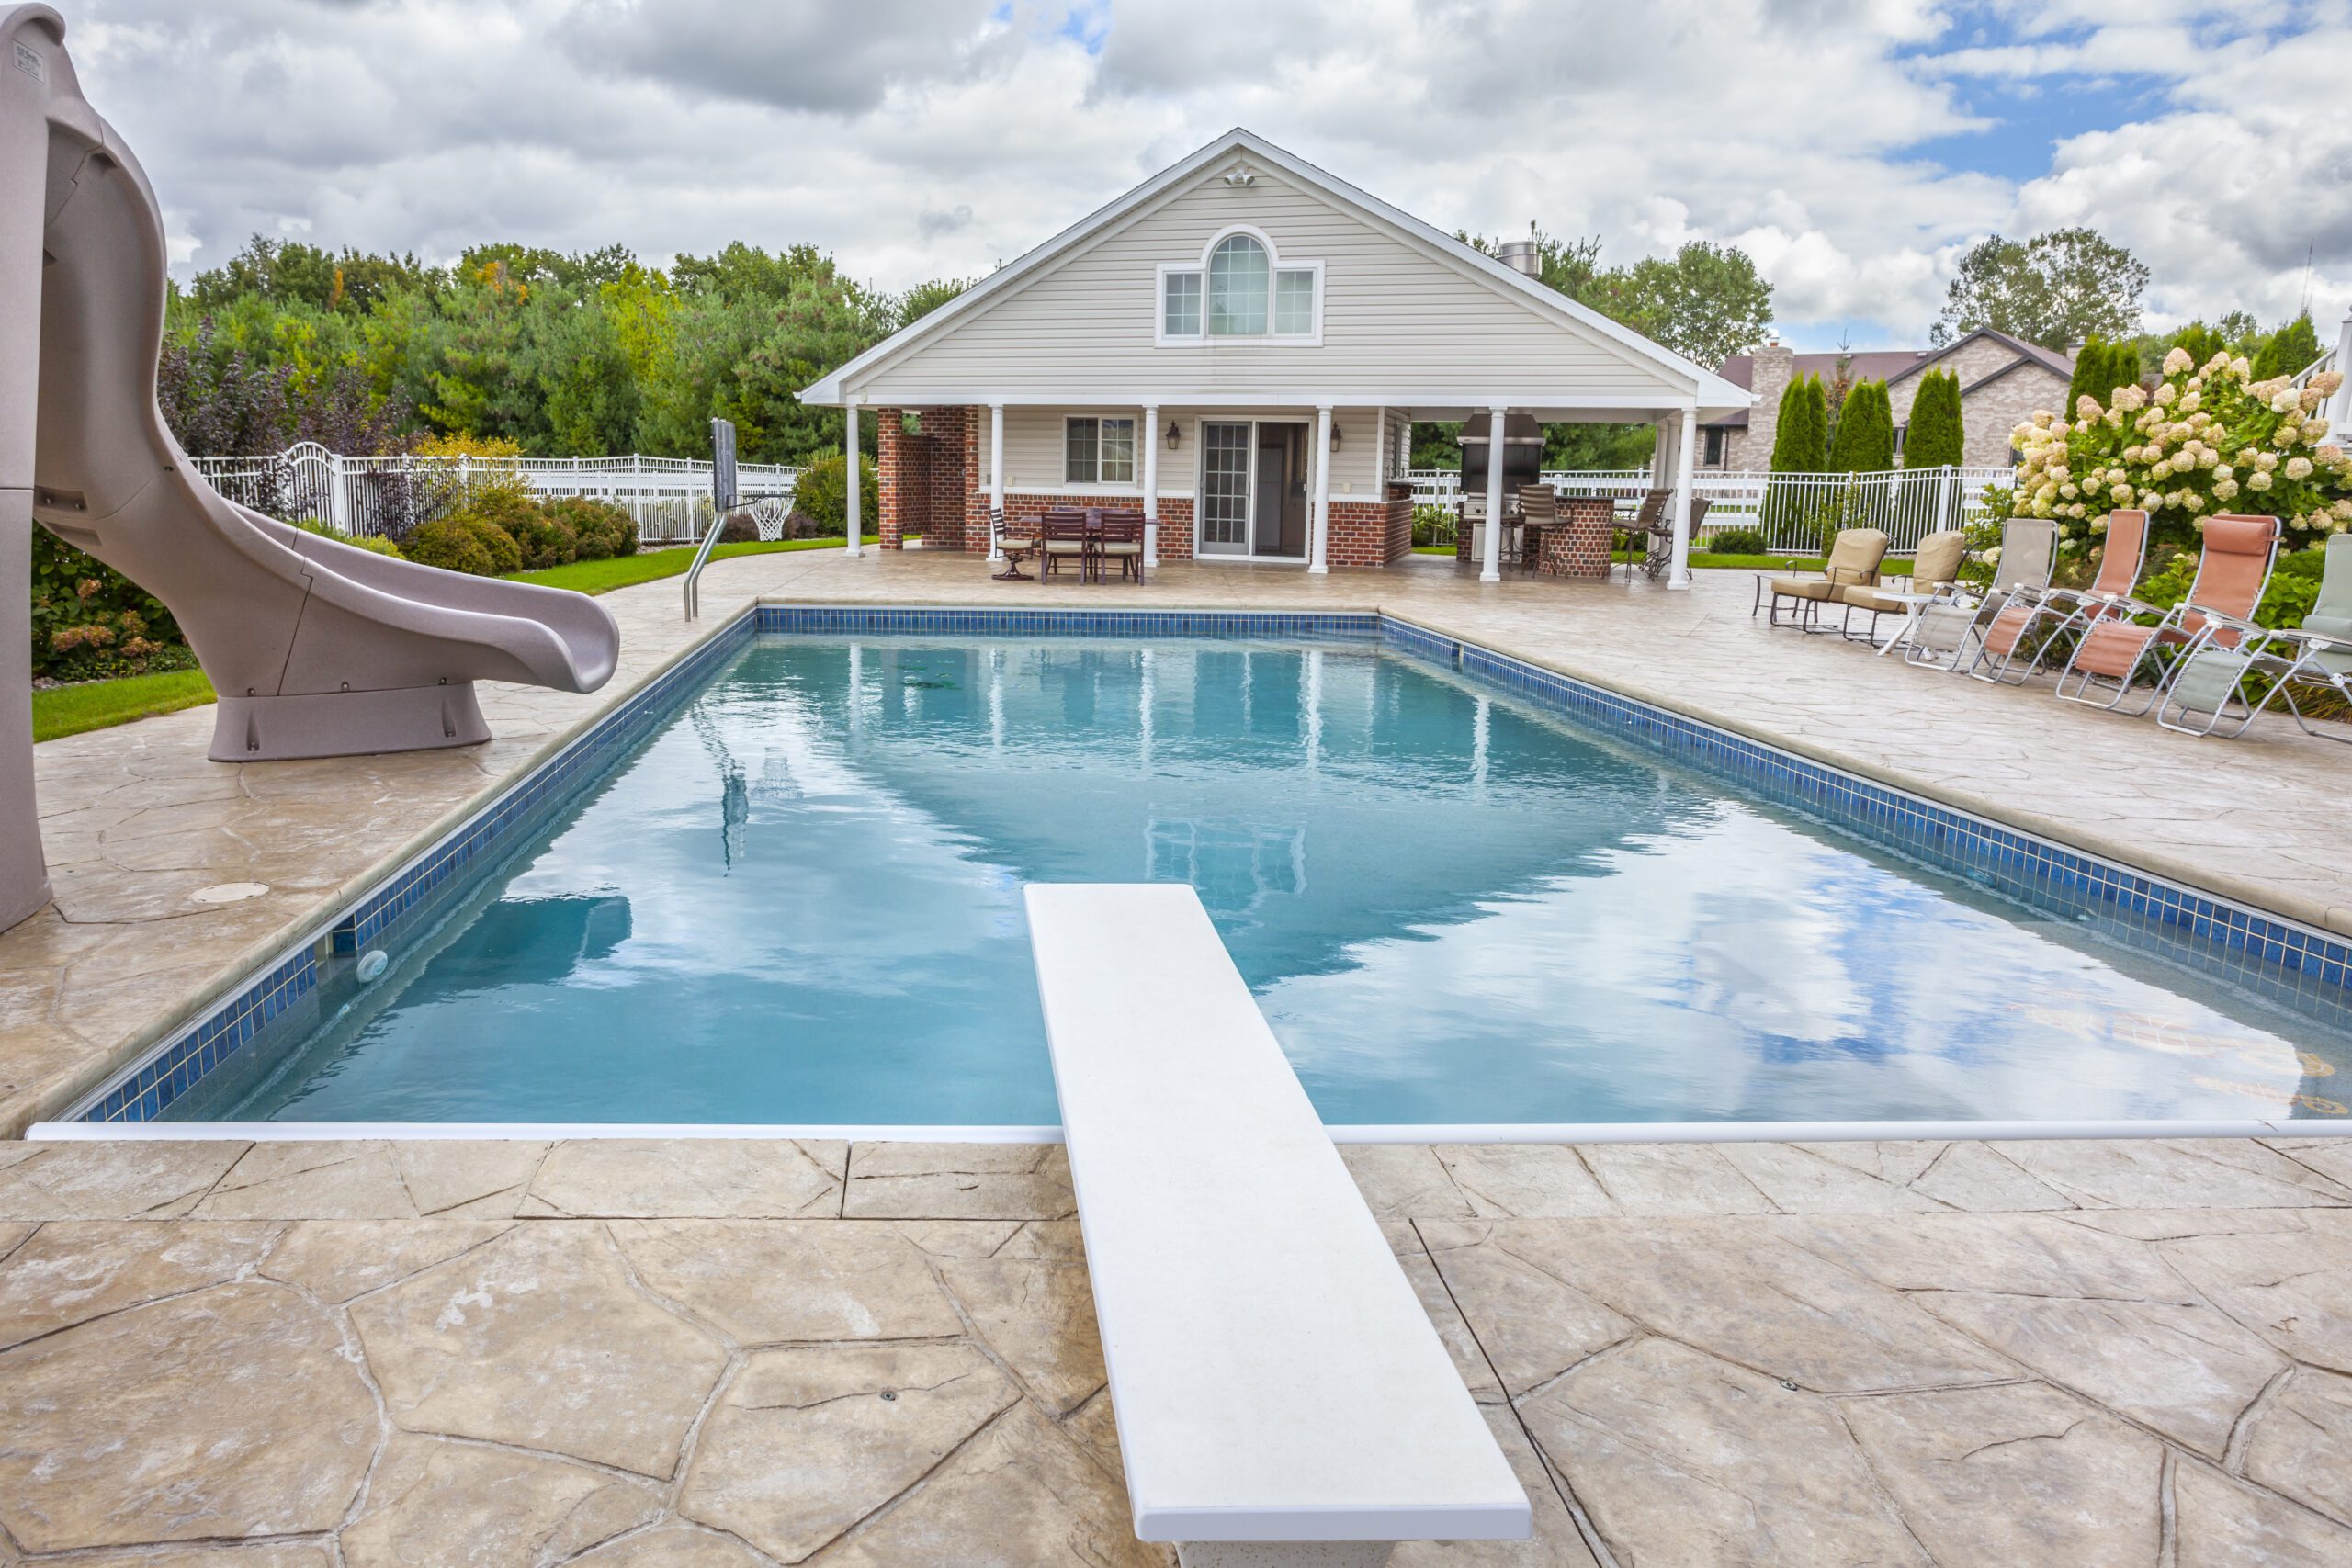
xmin=0 ymin=6 xmax=621 ymax=931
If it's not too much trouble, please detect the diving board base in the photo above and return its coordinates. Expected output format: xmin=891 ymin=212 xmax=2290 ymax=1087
xmin=1179 ymin=1543 xmax=1394 ymax=1567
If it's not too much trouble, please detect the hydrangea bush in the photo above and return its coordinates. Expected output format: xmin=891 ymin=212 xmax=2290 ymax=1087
xmin=2011 ymin=347 xmax=2350 ymax=558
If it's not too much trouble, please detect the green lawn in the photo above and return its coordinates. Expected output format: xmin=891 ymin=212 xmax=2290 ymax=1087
xmin=32 ymin=668 xmax=217 ymax=742
xmin=507 ymin=535 xmax=876 ymax=594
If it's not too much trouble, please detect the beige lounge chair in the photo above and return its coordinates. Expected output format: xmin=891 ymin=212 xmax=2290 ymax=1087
xmin=1838 ymin=528 xmax=1966 ymax=646
xmin=1763 ymin=528 xmax=1890 ymax=631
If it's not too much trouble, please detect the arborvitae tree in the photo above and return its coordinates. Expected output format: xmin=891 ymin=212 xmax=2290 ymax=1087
xmin=1828 ymin=380 xmax=1892 ymax=471
xmin=2165 ymin=321 xmax=2226 ymax=374
xmin=1792 ymin=373 xmax=1830 ymax=472
xmin=2105 ymin=339 xmax=2145 ymax=400
xmin=2253 ymin=311 xmax=2322 ymax=381
xmin=1767 ymin=377 xmax=1807 ymax=471
xmin=2065 ymin=336 xmax=2109 ymax=414
xmin=1904 ymin=369 xmax=1963 ymax=468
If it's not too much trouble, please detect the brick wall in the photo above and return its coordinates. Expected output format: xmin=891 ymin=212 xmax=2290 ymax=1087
xmin=997 ymin=492 xmax=1197 ymax=562
xmin=876 ymin=406 xmax=983 ymax=550
xmin=1325 ymin=486 xmax=1413 ymax=567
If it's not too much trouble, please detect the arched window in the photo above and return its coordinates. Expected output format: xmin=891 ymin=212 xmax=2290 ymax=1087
xmin=1207 ymin=234 xmax=1270 ymax=336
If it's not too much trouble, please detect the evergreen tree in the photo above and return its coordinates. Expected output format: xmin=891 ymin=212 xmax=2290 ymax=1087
xmin=1828 ymin=380 xmax=1892 ymax=471
xmin=1904 ymin=370 xmax=1963 ymax=468
xmin=1767 ymin=377 xmax=1805 ymax=472
xmin=2065 ymin=336 xmax=2109 ymax=414
xmin=1792 ymin=374 xmax=1830 ymax=472
xmin=2253 ymin=311 xmax=2322 ymax=381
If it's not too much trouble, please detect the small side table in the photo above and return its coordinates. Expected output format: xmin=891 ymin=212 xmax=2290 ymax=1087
xmin=1871 ymin=591 xmax=1948 ymax=657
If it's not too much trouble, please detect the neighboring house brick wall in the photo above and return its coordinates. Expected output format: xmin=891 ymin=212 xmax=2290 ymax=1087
xmin=1955 ymin=367 xmax=2070 ymax=469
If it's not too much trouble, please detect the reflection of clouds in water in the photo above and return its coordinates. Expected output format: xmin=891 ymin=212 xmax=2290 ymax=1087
xmin=1267 ymin=806 xmax=2322 ymax=1123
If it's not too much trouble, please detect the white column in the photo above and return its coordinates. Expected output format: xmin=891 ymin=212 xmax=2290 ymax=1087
xmin=1667 ymin=404 xmax=1697 ymax=591
xmin=1141 ymin=403 xmax=1159 ymax=571
xmin=843 ymin=402 xmax=862 ymax=557
xmin=2329 ymin=314 xmax=2352 ymax=434
xmin=989 ymin=403 xmax=1006 ymax=562
xmin=1479 ymin=405 xmax=1506 ymax=582
xmin=1309 ymin=404 xmax=1333 ymax=574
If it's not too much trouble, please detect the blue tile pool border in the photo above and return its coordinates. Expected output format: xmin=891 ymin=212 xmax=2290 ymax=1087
xmin=69 ymin=603 xmax=2352 ymax=1123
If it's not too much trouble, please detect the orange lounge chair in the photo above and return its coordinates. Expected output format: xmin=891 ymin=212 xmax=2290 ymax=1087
xmin=2053 ymin=513 xmax=2281 ymax=716
xmin=1968 ymin=508 xmax=2151 ymax=685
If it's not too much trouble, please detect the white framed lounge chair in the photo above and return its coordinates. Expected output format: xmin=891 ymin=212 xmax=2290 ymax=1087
xmin=2156 ymin=533 xmax=2352 ymax=740
xmin=1905 ymin=517 xmax=2060 ymax=671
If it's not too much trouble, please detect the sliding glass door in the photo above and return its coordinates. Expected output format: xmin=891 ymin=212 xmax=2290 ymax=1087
xmin=1199 ymin=422 xmax=1252 ymax=556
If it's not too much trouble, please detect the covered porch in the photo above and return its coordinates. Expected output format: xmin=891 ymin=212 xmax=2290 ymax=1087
xmin=854 ymin=395 xmax=1728 ymax=586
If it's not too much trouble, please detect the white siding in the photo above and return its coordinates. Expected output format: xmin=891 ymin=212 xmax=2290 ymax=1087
xmin=990 ymin=405 xmax=1385 ymax=497
xmin=850 ymin=168 xmax=1689 ymax=408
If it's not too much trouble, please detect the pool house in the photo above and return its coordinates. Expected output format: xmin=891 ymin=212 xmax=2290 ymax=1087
xmin=801 ymin=129 xmax=1750 ymax=584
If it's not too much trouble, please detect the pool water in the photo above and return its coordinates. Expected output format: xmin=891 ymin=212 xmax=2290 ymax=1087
xmin=185 ymin=636 xmax=2351 ymax=1124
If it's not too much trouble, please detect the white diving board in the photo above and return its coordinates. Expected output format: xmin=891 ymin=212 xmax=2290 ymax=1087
xmin=1024 ymin=884 xmax=1529 ymax=1567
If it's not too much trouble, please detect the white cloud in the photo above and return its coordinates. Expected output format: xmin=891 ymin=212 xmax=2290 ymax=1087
xmin=48 ymin=0 xmax=2352 ymax=355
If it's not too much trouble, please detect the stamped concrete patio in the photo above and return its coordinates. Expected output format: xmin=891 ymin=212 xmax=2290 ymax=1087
xmin=5 ymin=549 xmax=2351 ymax=1563
xmin=3 ymin=1134 xmax=2351 ymax=1564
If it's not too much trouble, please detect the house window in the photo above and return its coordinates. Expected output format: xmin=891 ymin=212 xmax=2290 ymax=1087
xmin=1159 ymin=231 xmax=1321 ymax=343
xmin=1066 ymin=416 xmax=1136 ymax=485
xmin=1702 ymin=426 xmax=1728 ymax=467
xmin=1163 ymin=271 xmax=1201 ymax=337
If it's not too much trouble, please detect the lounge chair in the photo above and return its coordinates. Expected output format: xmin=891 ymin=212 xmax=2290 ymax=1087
xmin=1039 ymin=510 xmax=1091 ymax=581
xmin=1098 ymin=512 xmax=1146 ymax=583
xmin=1838 ymin=528 xmax=1966 ymax=647
xmin=1762 ymin=527 xmax=1890 ymax=631
xmin=991 ymin=507 xmax=1039 ymax=581
xmin=2053 ymin=513 xmax=2280 ymax=715
xmin=2156 ymin=533 xmax=2352 ymax=740
xmin=1905 ymin=518 xmax=2060 ymax=671
xmin=1969 ymin=509 xmax=2150 ymax=685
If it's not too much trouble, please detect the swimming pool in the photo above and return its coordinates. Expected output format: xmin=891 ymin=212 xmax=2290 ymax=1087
xmin=138 ymin=615 xmax=2351 ymax=1128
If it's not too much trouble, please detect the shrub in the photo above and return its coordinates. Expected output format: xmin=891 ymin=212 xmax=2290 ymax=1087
xmin=29 ymin=530 xmax=189 ymax=681
xmin=545 ymin=496 xmax=639 ymax=560
xmin=510 ymin=513 xmax=580 ymax=570
xmin=1410 ymin=502 xmax=1456 ymax=547
xmin=404 ymin=517 xmax=497 ymax=576
xmin=792 ymin=454 xmax=876 ymax=537
xmin=292 ymin=520 xmax=403 ymax=559
xmin=407 ymin=433 xmax=532 ymax=533
xmin=1706 ymin=526 xmax=1767 ymax=554
xmin=717 ymin=510 xmax=761 ymax=544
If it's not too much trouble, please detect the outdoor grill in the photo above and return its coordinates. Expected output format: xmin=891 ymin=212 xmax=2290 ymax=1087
xmin=1458 ymin=413 xmax=1545 ymax=521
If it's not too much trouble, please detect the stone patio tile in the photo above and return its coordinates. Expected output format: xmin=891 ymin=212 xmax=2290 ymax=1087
xmin=1416 ymin=1221 xmax=1635 ymax=1398
xmin=2058 ymin=1207 xmax=2317 ymax=1242
xmin=0 ymin=1139 xmax=246 ymax=1219
xmin=2241 ymin=1367 xmax=2352 ymax=1527
xmin=1432 ymin=1145 xmax=1618 ymax=1218
xmin=1519 ymin=1337 xmax=1928 ymax=1566
xmin=2265 ymin=1138 xmax=2352 ymax=1189
xmin=1576 ymin=1143 xmax=1779 ymax=1214
xmin=1775 ymin=1212 xmax=2195 ymax=1303
xmin=2172 ymin=1458 xmax=2352 ymax=1567
xmin=1908 ymin=1141 xmax=2081 ymax=1211
xmin=194 ymin=1141 xmax=418 ymax=1219
xmin=1910 ymin=1289 xmax=2288 ymax=1460
xmin=1341 ymin=1144 xmax=1473 ymax=1218
xmin=2160 ymin=1213 xmax=2352 ymax=1373
xmin=391 ymin=1139 xmax=548 ymax=1215
xmin=842 ymin=1142 xmax=1076 ymax=1220
xmin=994 ymin=1217 xmax=1089 ymax=1260
xmin=1714 ymin=1141 xmax=1945 ymax=1213
xmin=62 ymin=1546 xmax=339 ymax=1567
xmin=937 ymin=1252 xmax=1107 ymax=1416
xmin=1487 ymin=1217 xmax=2011 ymax=1393
xmin=1835 ymin=1382 xmax=2165 ymax=1565
xmin=815 ymin=1402 xmax=1169 ymax=1567
xmin=1393 ymin=1406 xmax=1599 ymax=1566
xmin=526 ymin=1139 xmax=845 ymax=1218
xmin=0 ymin=1220 xmax=277 ymax=1349
xmin=611 ymin=1219 xmax=965 ymax=1345
xmin=259 ymin=1219 xmax=513 ymax=1304
xmin=1396 ymin=1247 xmax=1504 ymax=1403
xmin=1059 ymin=1386 xmax=1125 ymax=1483
xmin=349 ymin=1221 xmax=728 ymax=1477
xmin=1994 ymin=1139 xmax=2352 ymax=1210
xmin=678 ymin=1341 xmax=1020 ymax=1562
xmin=1801 ymin=1139 xmax=1947 ymax=1188
xmin=340 ymin=1432 xmax=664 ymax=1568
xmin=893 ymin=1218 xmax=1026 ymax=1258
xmin=0 ymin=1282 xmax=374 ymax=1552
xmin=570 ymin=1526 xmax=770 ymax=1567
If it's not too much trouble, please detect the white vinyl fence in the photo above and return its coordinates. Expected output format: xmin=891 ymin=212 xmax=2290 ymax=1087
xmin=189 ymin=441 xmax=801 ymax=544
xmin=1405 ymin=466 xmax=2012 ymax=554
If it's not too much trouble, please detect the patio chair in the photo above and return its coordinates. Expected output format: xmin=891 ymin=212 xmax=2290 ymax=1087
xmin=1516 ymin=485 xmax=1556 ymax=572
xmin=1838 ymin=528 xmax=1966 ymax=646
xmin=991 ymin=507 xmax=1039 ymax=581
xmin=1620 ymin=490 xmax=1668 ymax=582
xmin=1039 ymin=510 xmax=1092 ymax=582
xmin=2053 ymin=513 xmax=2280 ymax=716
xmin=1097 ymin=512 xmax=1146 ymax=583
xmin=1969 ymin=509 xmax=2151 ymax=685
xmin=2156 ymin=533 xmax=2352 ymax=740
xmin=1763 ymin=527 xmax=1890 ymax=631
xmin=1904 ymin=517 xmax=2060 ymax=671
xmin=1642 ymin=494 xmax=1708 ymax=581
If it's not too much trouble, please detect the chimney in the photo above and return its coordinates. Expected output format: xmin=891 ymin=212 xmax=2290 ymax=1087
xmin=1498 ymin=240 xmax=1542 ymax=277
xmin=1746 ymin=343 xmax=1797 ymax=467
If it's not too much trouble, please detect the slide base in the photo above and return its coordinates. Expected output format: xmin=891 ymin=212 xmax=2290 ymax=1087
xmin=209 ymin=683 xmax=491 ymax=762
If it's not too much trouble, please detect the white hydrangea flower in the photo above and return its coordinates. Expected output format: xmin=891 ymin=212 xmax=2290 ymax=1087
xmin=2255 ymin=451 xmax=2279 ymax=471
xmin=2061 ymin=481 xmax=2079 ymax=498
xmin=2231 ymin=356 xmax=2253 ymax=378
xmin=2110 ymin=482 xmax=2132 ymax=502
xmin=2286 ymin=456 xmax=2313 ymax=479
xmin=2215 ymin=477 xmax=2241 ymax=499
xmin=2312 ymin=369 xmax=2345 ymax=396
xmin=2249 ymin=469 xmax=2273 ymax=491
xmin=2075 ymin=395 xmax=2101 ymax=420
xmin=2164 ymin=346 xmax=2194 ymax=374
xmin=2154 ymin=382 xmax=2177 ymax=405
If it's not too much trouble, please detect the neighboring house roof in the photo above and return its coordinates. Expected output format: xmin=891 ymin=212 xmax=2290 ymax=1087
xmin=1706 ymin=328 xmax=2075 ymax=429
xmin=800 ymin=127 xmax=1751 ymax=417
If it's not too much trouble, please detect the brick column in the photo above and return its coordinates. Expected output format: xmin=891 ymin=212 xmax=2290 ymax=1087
xmin=875 ymin=408 xmax=910 ymax=550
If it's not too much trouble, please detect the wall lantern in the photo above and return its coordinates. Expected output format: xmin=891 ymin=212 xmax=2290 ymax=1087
xmin=1165 ymin=422 xmax=1181 ymax=450
xmin=1330 ymin=423 xmax=1342 ymax=449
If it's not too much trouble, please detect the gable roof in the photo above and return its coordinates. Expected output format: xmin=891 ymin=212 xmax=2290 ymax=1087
xmin=1888 ymin=327 xmax=2075 ymax=385
xmin=802 ymin=128 xmax=1750 ymax=414
xmin=1709 ymin=348 xmax=1928 ymax=427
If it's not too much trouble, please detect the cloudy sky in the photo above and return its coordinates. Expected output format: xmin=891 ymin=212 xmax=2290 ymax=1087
xmin=53 ymin=0 xmax=2352 ymax=352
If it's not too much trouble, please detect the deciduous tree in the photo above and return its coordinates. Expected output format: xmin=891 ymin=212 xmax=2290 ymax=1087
xmin=1930 ymin=228 xmax=2148 ymax=350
